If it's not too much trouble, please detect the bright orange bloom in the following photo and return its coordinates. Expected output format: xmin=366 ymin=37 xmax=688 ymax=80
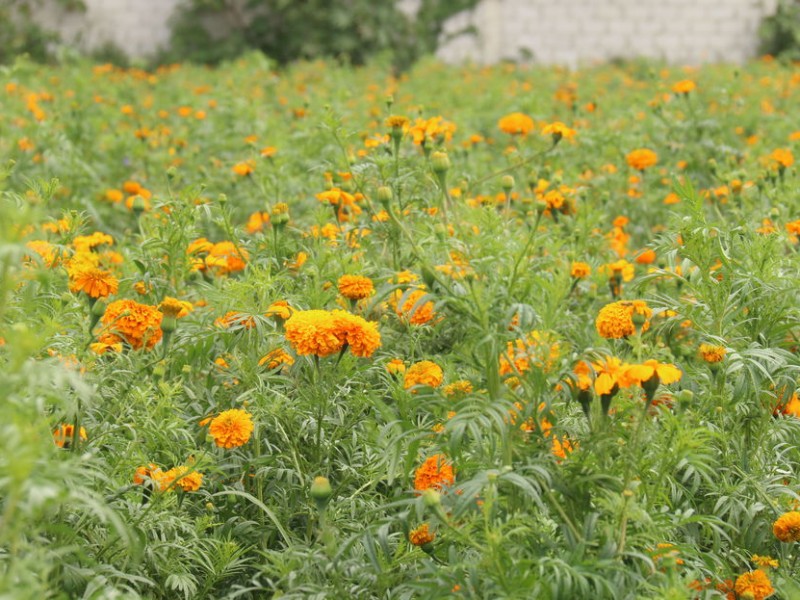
xmin=161 ymin=465 xmax=203 ymax=492
xmin=337 ymin=274 xmax=375 ymax=300
xmin=101 ymin=299 xmax=163 ymax=350
xmin=571 ymin=262 xmax=591 ymax=278
xmin=498 ymin=112 xmax=535 ymax=136
xmin=541 ymin=121 xmax=576 ymax=141
xmin=733 ymin=570 xmax=774 ymax=600
xmin=596 ymin=300 xmax=651 ymax=339
xmin=621 ymin=360 xmax=682 ymax=387
xmin=158 ymin=297 xmax=193 ymax=318
xmin=409 ymin=523 xmax=435 ymax=547
xmin=773 ymin=511 xmax=800 ymax=542
xmin=672 ymin=80 xmax=696 ymax=94
xmin=53 ymin=424 xmax=87 ymax=448
xmin=68 ymin=267 xmax=119 ymax=299
xmin=626 ymin=149 xmax=658 ymax=171
xmin=404 ymin=360 xmax=444 ymax=389
xmin=258 ymin=348 xmax=294 ymax=370
xmin=208 ymin=408 xmax=254 ymax=449
xmin=393 ymin=288 xmax=436 ymax=325
xmin=414 ymin=454 xmax=455 ymax=491
xmin=699 ymin=343 xmax=726 ymax=363
xmin=232 ymin=161 xmax=254 ymax=176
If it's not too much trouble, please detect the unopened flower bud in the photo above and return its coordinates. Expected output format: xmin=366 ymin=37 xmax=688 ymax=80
xmin=377 ymin=186 xmax=393 ymax=208
xmin=501 ymin=175 xmax=514 ymax=192
xmin=422 ymin=489 xmax=441 ymax=508
xmin=430 ymin=151 xmax=450 ymax=175
xmin=310 ymin=476 xmax=332 ymax=507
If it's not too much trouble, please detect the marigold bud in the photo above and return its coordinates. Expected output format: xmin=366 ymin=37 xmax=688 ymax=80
xmin=310 ymin=476 xmax=332 ymax=507
xmin=422 ymin=489 xmax=441 ymax=508
xmin=501 ymin=175 xmax=514 ymax=191
xmin=430 ymin=151 xmax=450 ymax=174
xmin=377 ymin=186 xmax=393 ymax=207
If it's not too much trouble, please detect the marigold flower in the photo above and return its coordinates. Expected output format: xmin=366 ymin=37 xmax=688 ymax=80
xmin=751 ymin=555 xmax=779 ymax=569
xmin=101 ymin=299 xmax=163 ymax=350
xmin=414 ymin=454 xmax=454 ymax=492
xmin=258 ymin=348 xmax=295 ymax=370
xmin=773 ymin=511 xmax=800 ymax=542
xmin=621 ymin=360 xmax=682 ymax=387
xmin=571 ymin=262 xmax=591 ymax=278
xmin=90 ymin=333 xmax=123 ymax=355
xmin=443 ymin=380 xmax=473 ymax=397
xmin=158 ymin=297 xmax=193 ymax=318
xmin=541 ymin=121 xmax=576 ymax=141
xmin=69 ymin=266 xmax=119 ymax=299
xmin=734 ymin=570 xmax=774 ymax=600
xmin=53 ymin=423 xmax=87 ymax=448
xmin=596 ymin=300 xmax=651 ymax=339
xmin=386 ymin=358 xmax=406 ymax=375
xmin=767 ymin=148 xmax=794 ymax=169
xmin=133 ymin=463 xmax=163 ymax=486
xmin=337 ymin=274 xmax=374 ymax=300
xmin=161 ymin=465 xmax=203 ymax=492
xmin=626 ymin=149 xmax=658 ymax=171
xmin=232 ymin=161 xmax=254 ymax=176
xmin=498 ymin=112 xmax=535 ymax=136
xmin=266 ymin=300 xmax=292 ymax=320
xmin=25 ymin=240 xmax=60 ymax=267
xmin=672 ymin=80 xmax=696 ymax=94
xmin=404 ymin=360 xmax=444 ymax=389
xmin=409 ymin=523 xmax=435 ymax=547
xmin=699 ymin=343 xmax=726 ymax=363
xmin=215 ymin=311 xmax=257 ymax=329
xmin=393 ymin=289 xmax=436 ymax=325
xmin=593 ymin=355 xmax=627 ymax=396
xmin=245 ymin=211 xmax=270 ymax=234
xmin=331 ymin=310 xmax=381 ymax=358
xmin=386 ymin=115 xmax=409 ymax=129
xmin=208 ymin=408 xmax=254 ymax=449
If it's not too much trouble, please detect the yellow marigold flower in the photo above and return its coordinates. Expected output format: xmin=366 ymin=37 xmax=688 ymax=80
xmin=773 ymin=511 xmax=800 ymax=542
xmin=284 ymin=309 xmax=380 ymax=358
xmin=208 ymin=408 xmax=254 ymax=449
xmin=734 ymin=570 xmax=774 ymax=600
xmin=751 ymin=555 xmax=779 ymax=569
xmin=551 ymin=436 xmax=576 ymax=460
xmin=68 ymin=267 xmax=119 ymax=299
xmin=571 ymin=262 xmax=591 ymax=278
xmin=25 ymin=240 xmax=60 ymax=267
xmin=602 ymin=259 xmax=635 ymax=282
xmin=266 ymin=300 xmax=292 ymax=320
xmin=443 ymin=380 xmax=473 ymax=398
xmin=386 ymin=358 xmax=406 ymax=375
xmin=72 ymin=231 xmax=114 ymax=253
xmin=394 ymin=270 xmax=419 ymax=284
xmin=672 ymin=80 xmax=696 ymax=94
xmin=414 ymin=454 xmax=454 ymax=492
xmin=162 ymin=465 xmax=203 ymax=492
xmin=133 ymin=463 xmax=163 ymax=486
xmin=258 ymin=348 xmax=294 ymax=370
xmin=53 ymin=423 xmax=87 ymax=448
xmin=207 ymin=241 xmax=248 ymax=275
xmin=626 ymin=149 xmax=658 ymax=171
xmin=158 ymin=297 xmax=193 ymax=318
xmin=404 ymin=360 xmax=444 ymax=389
xmin=541 ymin=121 xmax=577 ymax=141
xmin=593 ymin=356 xmax=628 ymax=396
xmin=498 ymin=112 xmax=535 ymax=135
xmin=101 ymin=299 xmax=163 ymax=350
xmin=90 ymin=333 xmax=123 ymax=355
xmin=337 ymin=274 xmax=375 ymax=300
xmin=214 ymin=311 xmax=257 ymax=329
xmin=386 ymin=115 xmax=409 ymax=129
xmin=409 ymin=523 xmax=435 ymax=547
xmin=699 ymin=343 xmax=726 ymax=363
xmin=621 ymin=360 xmax=682 ymax=386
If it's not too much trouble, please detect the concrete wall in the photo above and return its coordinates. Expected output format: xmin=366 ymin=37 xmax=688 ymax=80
xmin=437 ymin=0 xmax=779 ymax=66
xmin=31 ymin=0 xmax=780 ymax=64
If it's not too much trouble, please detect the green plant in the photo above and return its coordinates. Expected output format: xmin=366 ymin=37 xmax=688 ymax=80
xmin=759 ymin=0 xmax=800 ymax=60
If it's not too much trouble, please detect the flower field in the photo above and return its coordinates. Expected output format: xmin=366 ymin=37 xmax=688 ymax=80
xmin=1 ymin=54 xmax=800 ymax=599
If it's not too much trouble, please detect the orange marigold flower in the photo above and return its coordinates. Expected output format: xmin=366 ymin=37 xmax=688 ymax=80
xmin=541 ymin=121 xmax=576 ymax=141
xmin=621 ymin=360 xmax=682 ymax=387
xmin=337 ymin=274 xmax=375 ymax=300
xmin=734 ymin=570 xmax=774 ymax=600
xmin=161 ymin=465 xmax=203 ymax=492
xmin=593 ymin=355 xmax=627 ymax=396
xmin=498 ymin=112 xmax=535 ymax=136
xmin=773 ymin=511 xmax=800 ymax=542
xmin=68 ymin=267 xmax=119 ymax=299
xmin=285 ymin=310 xmax=342 ymax=356
xmin=215 ymin=311 xmax=257 ymax=329
xmin=672 ymin=80 xmax=696 ymax=94
xmin=414 ymin=453 xmax=455 ymax=492
xmin=101 ymin=299 xmax=163 ymax=350
xmin=26 ymin=240 xmax=60 ymax=267
xmin=245 ymin=211 xmax=270 ymax=234
xmin=232 ymin=161 xmax=254 ymax=176
xmin=266 ymin=300 xmax=292 ymax=320
xmin=404 ymin=360 xmax=444 ymax=390
xmin=208 ymin=408 xmax=254 ymax=449
xmin=394 ymin=288 xmax=436 ymax=325
xmin=133 ymin=463 xmax=163 ymax=486
xmin=207 ymin=241 xmax=248 ymax=275
xmin=626 ymin=149 xmax=658 ymax=171
xmin=386 ymin=115 xmax=410 ymax=129
xmin=331 ymin=310 xmax=381 ymax=358
xmin=53 ymin=423 xmax=87 ymax=448
xmin=258 ymin=348 xmax=295 ymax=370
xmin=752 ymin=555 xmax=779 ymax=569
xmin=767 ymin=148 xmax=794 ymax=169
xmin=699 ymin=343 xmax=726 ymax=363
xmin=90 ymin=333 xmax=123 ymax=355
xmin=409 ymin=523 xmax=435 ymax=547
